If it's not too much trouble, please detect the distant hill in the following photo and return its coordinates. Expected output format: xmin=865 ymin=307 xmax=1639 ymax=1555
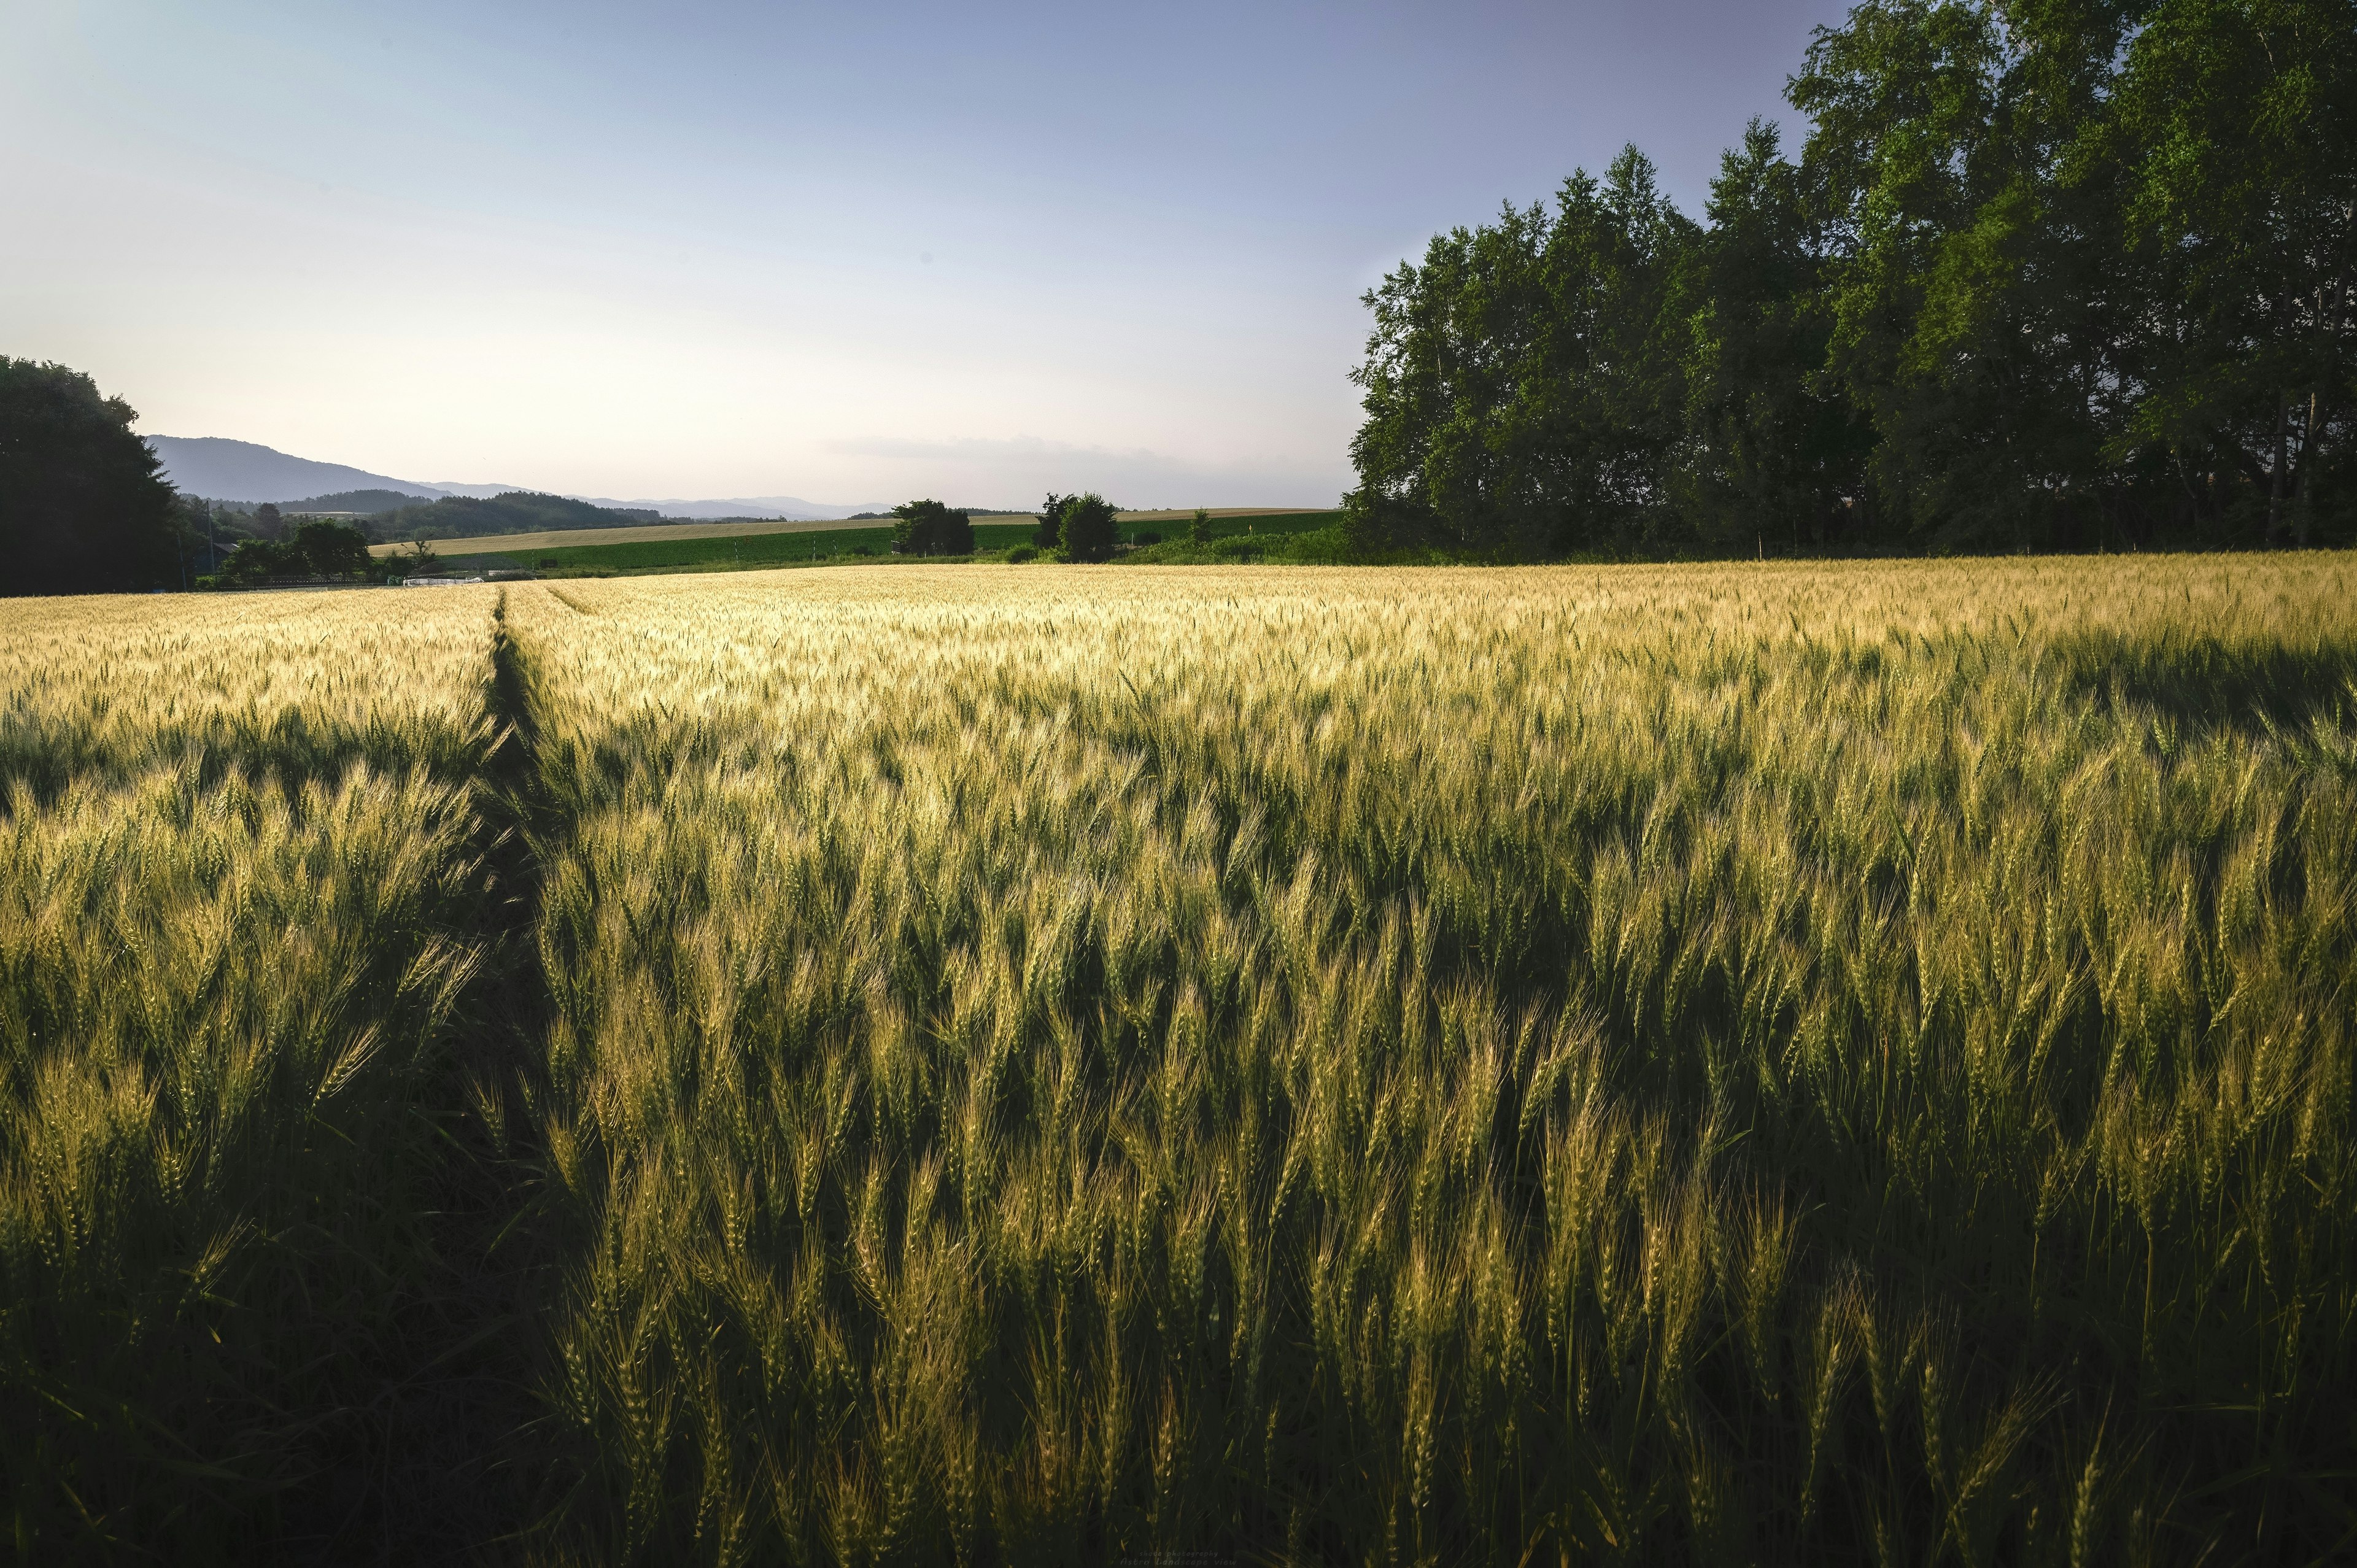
xmin=572 ymin=495 xmax=889 ymax=522
xmin=370 ymin=491 xmax=660 ymax=543
xmin=146 ymin=436 xmax=446 ymax=505
xmin=274 ymin=489 xmax=436 ymax=516
xmin=148 ymin=435 xmax=883 ymax=522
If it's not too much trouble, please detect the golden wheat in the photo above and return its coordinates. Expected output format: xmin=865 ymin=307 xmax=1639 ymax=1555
xmin=5 ymin=558 xmax=2353 ymax=1561
xmin=0 ymin=587 xmax=495 ymax=1553
xmin=503 ymin=557 xmax=2357 ymax=1564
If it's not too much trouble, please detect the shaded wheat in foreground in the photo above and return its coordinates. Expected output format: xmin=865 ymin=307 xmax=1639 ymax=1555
xmin=4 ymin=559 xmax=2355 ymax=1563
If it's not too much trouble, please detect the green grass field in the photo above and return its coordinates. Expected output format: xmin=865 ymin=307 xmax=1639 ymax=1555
xmin=435 ymin=511 xmax=1344 ymax=575
xmin=6 ymin=555 xmax=2355 ymax=1562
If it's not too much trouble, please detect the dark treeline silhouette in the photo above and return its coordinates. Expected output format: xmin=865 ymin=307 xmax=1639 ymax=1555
xmin=216 ymin=518 xmax=384 ymax=585
xmin=889 ymin=498 xmax=977 ymax=555
xmin=1032 ymin=492 xmax=1122 ymax=560
xmin=368 ymin=492 xmax=657 ymax=543
xmin=0 ymin=359 xmax=182 ymax=595
xmin=1346 ymin=0 xmax=2355 ymax=557
xmin=228 ymin=488 xmax=437 ymax=518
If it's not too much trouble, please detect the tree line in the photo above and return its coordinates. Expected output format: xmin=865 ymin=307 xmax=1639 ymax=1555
xmin=886 ymin=493 xmax=1128 ymax=561
xmin=0 ymin=360 xmax=413 ymax=594
xmin=1345 ymin=0 xmax=2355 ymax=558
xmin=0 ymin=360 xmax=185 ymax=595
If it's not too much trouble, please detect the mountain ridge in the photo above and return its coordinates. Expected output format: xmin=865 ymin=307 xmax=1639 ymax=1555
xmin=144 ymin=436 xmax=885 ymax=520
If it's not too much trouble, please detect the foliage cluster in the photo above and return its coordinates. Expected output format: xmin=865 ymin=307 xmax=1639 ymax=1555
xmin=891 ymin=498 xmax=978 ymax=557
xmin=0 ymin=358 xmax=182 ymax=595
xmin=1033 ymin=492 xmax=1123 ymax=560
xmin=368 ymin=490 xmax=658 ymax=544
xmin=1349 ymin=0 xmax=2357 ymax=557
xmin=225 ymin=488 xmax=439 ymax=517
xmin=217 ymin=517 xmax=381 ymax=584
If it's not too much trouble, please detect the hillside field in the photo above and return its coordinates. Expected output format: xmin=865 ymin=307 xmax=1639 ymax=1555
xmin=367 ymin=508 xmax=1335 ymax=566
xmin=4 ymin=556 xmax=2355 ymax=1561
xmin=406 ymin=510 xmax=1342 ymax=576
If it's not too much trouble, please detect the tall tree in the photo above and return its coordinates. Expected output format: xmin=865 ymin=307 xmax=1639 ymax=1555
xmin=290 ymin=517 xmax=373 ymax=577
xmin=2113 ymin=0 xmax=2357 ymax=545
xmin=0 ymin=360 xmax=182 ymax=595
xmin=1340 ymin=0 xmax=2351 ymax=558
xmin=891 ymin=499 xmax=977 ymax=557
xmin=1346 ymin=148 xmax=1694 ymax=556
xmin=1034 ymin=492 xmax=1068 ymax=551
xmin=1056 ymin=493 xmax=1120 ymax=562
xmin=1674 ymin=119 xmax=1876 ymax=552
xmin=1792 ymin=0 xmax=2153 ymax=551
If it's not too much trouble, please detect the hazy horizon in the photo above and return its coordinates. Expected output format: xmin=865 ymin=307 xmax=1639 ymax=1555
xmin=8 ymin=1 xmax=1852 ymax=508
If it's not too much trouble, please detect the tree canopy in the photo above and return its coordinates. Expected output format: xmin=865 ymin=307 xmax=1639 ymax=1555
xmin=0 ymin=360 xmax=183 ymax=595
xmin=1347 ymin=0 xmax=2357 ymax=557
xmin=1056 ymin=493 xmax=1120 ymax=562
xmin=1034 ymin=493 xmax=1069 ymax=550
xmin=891 ymin=499 xmax=977 ymax=556
xmin=368 ymin=492 xmax=656 ymax=543
xmin=216 ymin=518 xmax=378 ymax=585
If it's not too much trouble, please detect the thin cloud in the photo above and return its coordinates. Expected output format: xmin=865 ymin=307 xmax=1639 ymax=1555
xmin=820 ymin=434 xmax=1345 ymax=509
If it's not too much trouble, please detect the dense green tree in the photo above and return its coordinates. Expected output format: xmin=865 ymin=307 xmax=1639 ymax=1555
xmin=214 ymin=519 xmax=374 ymax=585
xmin=1673 ymin=119 xmax=1875 ymax=552
xmin=218 ymin=537 xmax=297 ymax=584
xmin=174 ymin=493 xmax=219 ymax=579
xmin=2113 ymin=0 xmax=2356 ymax=545
xmin=1345 ymin=148 xmax=1695 ymax=557
xmin=369 ymin=491 xmax=656 ymax=544
xmin=1791 ymin=0 xmax=2154 ymax=551
xmin=385 ymin=537 xmax=442 ymax=581
xmin=1034 ymin=492 xmax=1068 ymax=550
xmin=1056 ymin=493 xmax=1120 ymax=562
xmin=0 ymin=359 xmax=182 ymax=595
xmin=891 ymin=498 xmax=977 ymax=556
xmin=1345 ymin=0 xmax=2353 ymax=557
xmin=290 ymin=517 xmax=373 ymax=577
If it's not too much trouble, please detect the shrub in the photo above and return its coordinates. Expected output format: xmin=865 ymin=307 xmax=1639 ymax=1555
xmin=219 ymin=537 xmax=301 ymax=584
xmin=1033 ymin=493 xmax=1066 ymax=551
xmin=290 ymin=518 xmax=371 ymax=577
xmin=890 ymin=500 xmax=975 ymax=556
xmin=0 ymin=358 xmax=182 ymax=594
xmin=1057 ymin=492 xmax=1119 ymax=562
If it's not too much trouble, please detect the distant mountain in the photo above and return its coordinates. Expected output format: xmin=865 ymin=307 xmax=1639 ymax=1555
xmin=147 ymin=436 xmax=881 ymax=522
xmin=576 ymin=495 xmax=889 ymax=522
xmin=146 ymin=437 xmax=446 ymax=505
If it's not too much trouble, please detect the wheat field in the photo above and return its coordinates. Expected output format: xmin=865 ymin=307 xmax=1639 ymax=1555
xmin=4 ymin=558 xmax=2354 ymax=1562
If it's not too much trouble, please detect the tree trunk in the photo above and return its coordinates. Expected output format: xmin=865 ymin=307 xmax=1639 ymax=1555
xmin=2268 ymin=393 xmax=2290 ymax=543
xmin=2294 ymin=392 xmax=2318 ymax=549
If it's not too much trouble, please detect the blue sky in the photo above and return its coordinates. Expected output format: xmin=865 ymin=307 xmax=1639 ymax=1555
xmin=5 ymin=1 xmax=1855 ymax=507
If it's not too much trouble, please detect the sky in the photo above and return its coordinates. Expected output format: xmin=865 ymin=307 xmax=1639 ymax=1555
xmin=4 ymin=1 xmax=1857 ymax=508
